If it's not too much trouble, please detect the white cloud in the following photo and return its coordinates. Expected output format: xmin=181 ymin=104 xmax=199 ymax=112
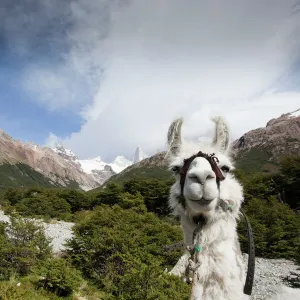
xmin=60 ymin=0 xmax=300 ymax=160
xmin=45 ymin=132 xmax=60 ymax=148
xmin=8 ymin=0 xmax=300 ymax=160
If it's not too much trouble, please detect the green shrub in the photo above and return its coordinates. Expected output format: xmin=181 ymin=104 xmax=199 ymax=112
xmin=66 ymin=205 xmax=188 ymax=298
xmin=1 ymin=187 xmax=93 ymax=221
xmin=0 ymin=215 xmax=52 ymax=279
xmin=0 ymin=275 xmax=52 ymax=300
xmin=238 ymin=197 xmax=300 ymax=261
xmin=117 ymin=192 xmax=147 ymax=213
xmin=123 ymin=179 xmax=174 ymax=216
xmin=32 ymin=258 xmax=84 ymax=297
xmin=15 ymin=195 xmax=71 ymax=219
xmin=57 ymin=189 xmax=93 ymax=213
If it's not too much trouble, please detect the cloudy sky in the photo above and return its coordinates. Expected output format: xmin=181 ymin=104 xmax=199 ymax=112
xmin=1 ymin=0 xmax=300 ymax=162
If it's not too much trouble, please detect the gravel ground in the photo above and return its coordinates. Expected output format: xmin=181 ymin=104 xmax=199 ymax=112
xmin=243 ymin=254 xmax=300 ymax=300
xmin=1 ymin=210 xmax=299 ymax=299
xmin=0 ymin=210 xmax=74 ymax=253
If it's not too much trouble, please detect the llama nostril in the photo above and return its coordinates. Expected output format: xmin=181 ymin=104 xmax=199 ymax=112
xmin=189 ymin=173 xmax=214 ymax=184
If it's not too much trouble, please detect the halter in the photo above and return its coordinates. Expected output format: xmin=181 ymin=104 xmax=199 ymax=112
xmin=178 ymin=151 xmax=225 ymax=208
xmin=166 ymin=150 xmax=255 ymax=296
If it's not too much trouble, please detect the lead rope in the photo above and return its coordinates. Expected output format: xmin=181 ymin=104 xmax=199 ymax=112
xmin=164 ymin=201 xmax=255 ymax=297
xmin=188 ymin=226 xmax=203 ymax=300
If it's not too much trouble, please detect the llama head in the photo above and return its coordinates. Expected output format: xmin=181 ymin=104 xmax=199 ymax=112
xmin=167 ymin=117 xmax=243 ymax=219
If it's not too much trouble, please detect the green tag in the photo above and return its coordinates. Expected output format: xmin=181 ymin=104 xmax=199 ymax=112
xmin=195 ymin=244 xmax=202 ymax=253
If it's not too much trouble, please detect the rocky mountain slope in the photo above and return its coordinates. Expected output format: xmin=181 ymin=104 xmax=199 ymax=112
xmin=0 ymin=130 xmax=101 ymax=190
xmin=0 ymin=129 xmax=143 ymax=190
xmin=232 ymin=108 xmax=300 ymax=172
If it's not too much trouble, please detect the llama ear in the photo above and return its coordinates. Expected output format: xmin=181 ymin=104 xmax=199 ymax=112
xmin=211 ymin=116 xmax=230 ymax=153
xmin=167 ymin=117 xmax=183 ymax=156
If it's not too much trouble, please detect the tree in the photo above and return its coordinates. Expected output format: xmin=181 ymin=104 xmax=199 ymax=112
xmin=123 ymin=179 xmax=173 ymax=216
xmin=276 ymin=156 xmax=300 ymax=210
xmin=58 ymin=189 xmax=93 ymax=213
xmin=0 ymin=216 xmax=52 ymax=279
xmin=238 ymin=197 xmax=300 ymax=261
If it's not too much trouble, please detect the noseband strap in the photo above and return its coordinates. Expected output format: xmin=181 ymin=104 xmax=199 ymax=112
xmin=179 ymin=151 xmax=225 ymax=206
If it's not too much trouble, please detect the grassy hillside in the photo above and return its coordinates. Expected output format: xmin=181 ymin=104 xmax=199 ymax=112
xmin=107 ymin=165 xmax=171 ymax=185
xmin=0 ymin=163 xmax=57 ymax=189
xmin=91 ymin=165 xmax=171 ymax=193
xmin=234 ymin=147 xmax=278 ymax=173
xmin=0 ymin=163 xmax=80 ymax=191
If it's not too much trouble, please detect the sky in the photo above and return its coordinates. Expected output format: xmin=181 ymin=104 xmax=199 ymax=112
xmin=1 ymin=0 xmax=300 ymax=162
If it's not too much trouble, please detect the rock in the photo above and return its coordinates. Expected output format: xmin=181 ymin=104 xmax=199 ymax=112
xmin=232 ymin=109 xmax=300 ymax=169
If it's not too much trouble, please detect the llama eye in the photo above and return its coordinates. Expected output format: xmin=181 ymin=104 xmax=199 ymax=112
xmin=221 ymin=165 xmax=230 ymax=173
xmin=171 ymin=166 xmax=181 ymax=173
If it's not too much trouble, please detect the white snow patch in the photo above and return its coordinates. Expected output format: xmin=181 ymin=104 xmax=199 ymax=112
xmin=79 ymin=155 xmax=132 ymax=174
xmin=79 ymin=156 xmax=106 ymax=174
xmin=110 ymin=155 xmax=132 ymax=173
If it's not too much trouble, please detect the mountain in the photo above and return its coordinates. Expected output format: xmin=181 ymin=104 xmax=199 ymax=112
xmin=53 ymin=143 xmax=133 ymax=187
xmin=0 ymin=131 xmax=101 ymax=190
xmin=97 ymin=151 xmax=170 ymax=190
xmin=0 ymin=130 xmax=134 ymax=191
xmin=133 ymin=146 xmax=148 ymax=163
xmin=232 ymin=108 xmax=300 ymax=172
xmin=97 ymin=109 xmax=300 ymax=189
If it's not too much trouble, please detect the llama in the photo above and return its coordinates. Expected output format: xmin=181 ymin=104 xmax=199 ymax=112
xmin=166 ymin=116 xmax=249 ymax=300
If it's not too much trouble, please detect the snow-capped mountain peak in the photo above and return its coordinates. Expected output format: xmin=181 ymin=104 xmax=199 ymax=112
xmin=53 ymin=143 xmax=78 ymax=161
xmin=50 ymin=144 xmax=148 ymax=189
xmin=79 ymin=156 xmax=107 ymax=174
xmin=110 ymin=155 xmax=132 ymax=173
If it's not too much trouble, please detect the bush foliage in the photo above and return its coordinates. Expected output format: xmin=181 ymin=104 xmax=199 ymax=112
xmin=66 ymin=204 xmax=189 ymax=299
xmin=0 ymin=216 xmax=52 ymax=280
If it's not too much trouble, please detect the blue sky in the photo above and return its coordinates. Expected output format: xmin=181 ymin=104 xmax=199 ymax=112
xmin=0 ymin=54 xmax=82 ymax=143
xmin=0 ymin=0 xmax=84 ymax=144
xmin=1 ymin=0 xmax=300 ymax=161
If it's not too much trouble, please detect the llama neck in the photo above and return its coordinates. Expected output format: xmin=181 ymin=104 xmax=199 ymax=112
xmin=189 ymin=217 xmax=245 ymax=300
xmin=182 ymin=212 xmax=238 ymax=247
xmin=203 ymin=215 xmax=237 ymax=241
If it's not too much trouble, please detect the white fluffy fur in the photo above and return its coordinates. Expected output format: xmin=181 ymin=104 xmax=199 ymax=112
xmin=167 ymin=117 xmax=249 ymax=300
